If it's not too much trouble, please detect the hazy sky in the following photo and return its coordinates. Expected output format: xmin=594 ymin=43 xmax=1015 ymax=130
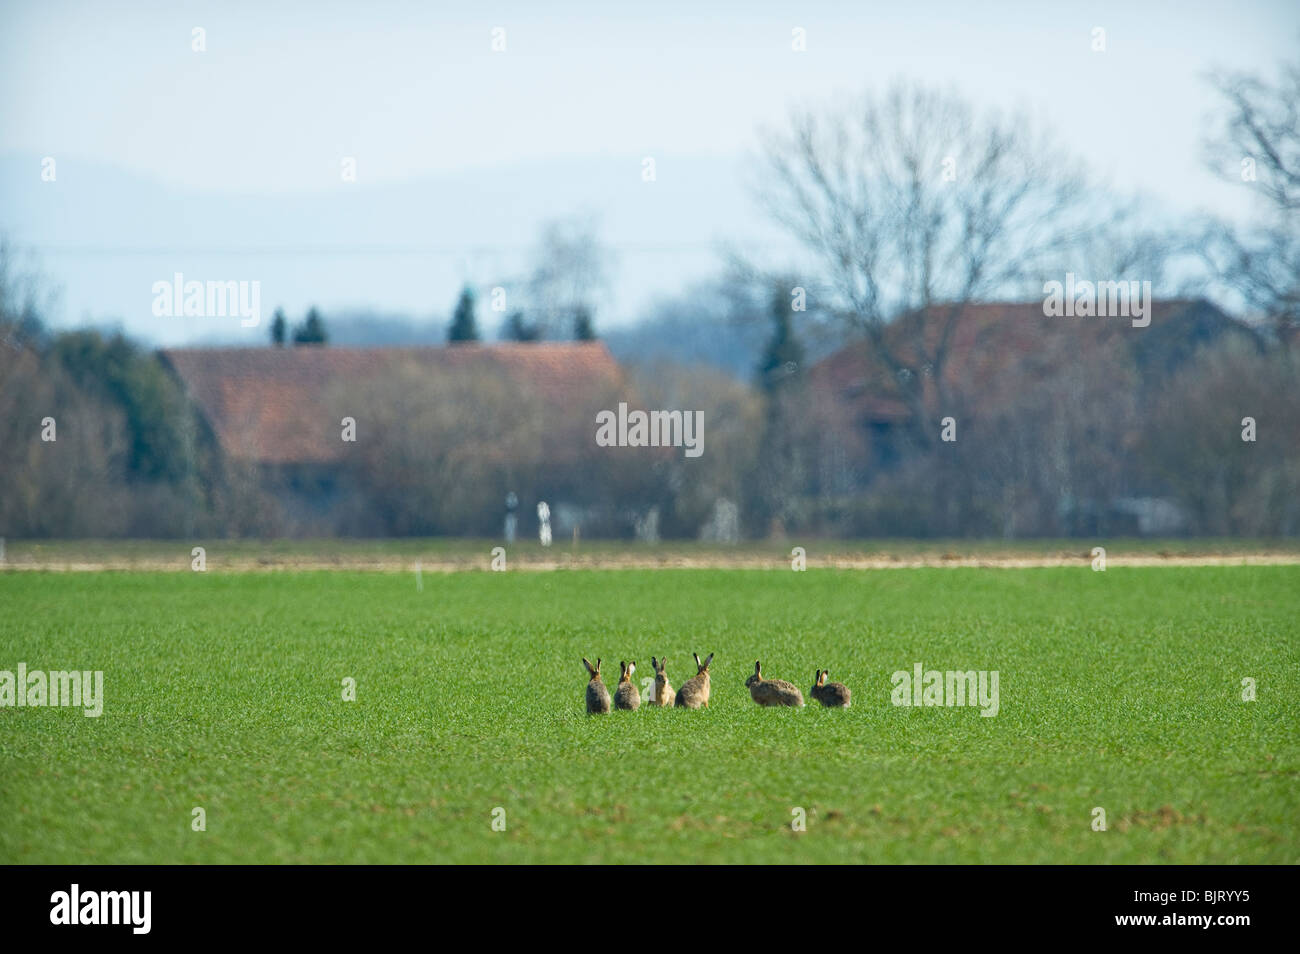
xmin=1 ymin=0 xmax=1297 ymax=342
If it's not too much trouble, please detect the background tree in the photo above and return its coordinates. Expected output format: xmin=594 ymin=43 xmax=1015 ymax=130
xmin=757 ymin=81 xmax=1099 ymax=450
xmin=629 ymin=361 xmax=764 ymax=539
xmin=48 ymin=330 xmax=192 ymax=482
xmin=270 ymin=308 xmax=287 ymax=346
xmin=447 ymin=285 xmax=479 ymax=342
xmin=572 ymin=304 xmax=597 ymax=341
xmin=756 ymin=282 xmax=805 ymax=394
xmin=329 ymin=362 xmax=544 ymax=535
xmin=293 ymin=307 xmax=328 ymax=345
xmin=1202 ymin=59 xmax=1300 ymax=344
xmin=526 ymin=218 xmax=609 ymax=339
xmin=501 ymin=310 xmax=541 ymax=342
xmin=749 ymin=280 xmax=811 ymax=534
xmin=0 ymin=251 xmax=213 ymax=537
xmin=1141 ymin=342 xmax=1300 ymax=535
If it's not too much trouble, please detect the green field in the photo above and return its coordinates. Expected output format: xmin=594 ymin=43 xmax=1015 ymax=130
xmin=1 ymin=566 xmax=1297 ymax=863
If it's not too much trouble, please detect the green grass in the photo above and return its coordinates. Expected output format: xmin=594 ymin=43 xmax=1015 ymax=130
xmin=1 ymin=566 xmax=1296 ymax=864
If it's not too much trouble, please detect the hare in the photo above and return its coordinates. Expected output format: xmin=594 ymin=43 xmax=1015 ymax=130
xmin=810 ymin=669 xmax=851 ymax=708
xmin=614 ymin=661 xmax=641 ymax=710
xmin=650 ymin=656 xmax=675 ymax=707
xmin=674 ymin=652 xmax=713 ymax=709
xmin=583 ymin=657 xmax=611 ymax=714
xmin=745 ymin=661 xmax=805 ymax=707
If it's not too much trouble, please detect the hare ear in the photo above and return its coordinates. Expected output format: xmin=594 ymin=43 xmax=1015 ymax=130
xmin=595 ymin=658 xmax=602 ymax=674
xmin=582 ymin=657 xmax=594 ymax=675
xmin=822 ymin=669 xmax=829 ymax=684
xmin=754 ymin=660 xmax=761 ymax=675
xmin=703 ymin=653 xmax=714 ymax=669
xmin=628 ymin=661 xmax=636 ymax=676
xmin=693 ymin=653 xmax=702 ymax=669
xmin=651 ymin=656 xmax=658 ymax=671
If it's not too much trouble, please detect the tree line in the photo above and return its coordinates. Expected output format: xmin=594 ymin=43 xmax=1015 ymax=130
xmin=2 ymin=57 xmax=1296 ymax=539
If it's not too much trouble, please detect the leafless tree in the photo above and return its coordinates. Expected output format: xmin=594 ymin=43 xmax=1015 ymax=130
xmin=1202 ymin=61 xmax=1300 ymax=344
xmin=629 ymin=361 xmax=764 ymax=537
xmin=1141 ymin=341 xmax=1300 ymax=535
xmin=526 ymin=217 xmax=611 ymax=339
xmin=329 ymin=361 xmax=546 ymax=535
xmin=757 ymin=81 xmax=1102 ymax=446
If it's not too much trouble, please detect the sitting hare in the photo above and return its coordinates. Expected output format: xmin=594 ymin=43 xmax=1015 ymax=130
xmin=614 ymin=661 xmax=641 ymax=711
xmin=745 ymin=661 xmax=805 ymax=707
xmin=810 ymin=669 xmax=851 ymax=708
xmin=583 ymin=657 xmax=611 ymax=714
xmin=649 ymin=656 xmax=675 ymax=707
xmin=674 ymin=652 xmax=713 ymax=709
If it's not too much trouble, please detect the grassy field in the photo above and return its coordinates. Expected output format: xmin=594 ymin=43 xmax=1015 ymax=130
xmin=1 ymin=566 xmax=1297 ymax=863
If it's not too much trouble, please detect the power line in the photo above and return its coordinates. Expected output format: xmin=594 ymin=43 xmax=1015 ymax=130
xmin=11 ymin=240 xmax=798 ymax=257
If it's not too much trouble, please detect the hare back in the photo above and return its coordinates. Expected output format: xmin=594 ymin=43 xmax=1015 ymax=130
xmin=614 ymin=682 xmax=641 ymax=710
xmin=814 ymin=682 xmax=851 ymax=707
xmin=675 ymin=674 xmax=709 ymax=708
xmin=751 ymin=680 xmax=804 ymax=706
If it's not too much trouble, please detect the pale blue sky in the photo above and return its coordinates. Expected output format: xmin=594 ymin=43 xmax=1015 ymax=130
xmin=1 ymin=0 xmax=1297 ymax=342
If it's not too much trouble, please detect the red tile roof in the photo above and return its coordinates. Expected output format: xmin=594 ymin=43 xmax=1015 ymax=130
xmin=808 ymin=299 xmax=1243 ymax=422
xmin=161 ymin=342 xmax=623 ymax=464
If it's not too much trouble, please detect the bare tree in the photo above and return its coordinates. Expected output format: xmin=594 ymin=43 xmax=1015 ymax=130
xmin=1141 ymin=341 xmax=1300 ymax=535
xmin=1203 ymin=62 xmax=1300 ymax=343
xmin=329 ymin=361 xmax=545 ymax=535
xmin=526 ymin=217 xmax=611 ymax=339
xmin=758 ymin=81 xmax=1099 ymax=446
xmin=629 ymin=361 xmax=764 ymax=537
xmin=0 ymin=239 xmax=54 ymax=351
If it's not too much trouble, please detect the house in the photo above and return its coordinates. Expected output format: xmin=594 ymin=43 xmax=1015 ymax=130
xmin=159 ymin=342 xmax=626 ymax=534
xmin=805 ymin=299 xmax=1260 ymax=533
xmin=808 ymin=298 xmax=1258 ymax=469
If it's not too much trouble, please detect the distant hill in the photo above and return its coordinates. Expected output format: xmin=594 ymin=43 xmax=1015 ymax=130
xmin=0 ymin=152 xmax=796 ymax=348
xmin=311 ymin=311 xmax=449 ymax=347
xmin=602 ymin=311 xmax=768 ymax=379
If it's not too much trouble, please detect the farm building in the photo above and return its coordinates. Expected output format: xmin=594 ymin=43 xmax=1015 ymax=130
xmin=804 ymin=298 xmax=1262 ymax=534
xmin=160 ymin=342 xmax=631 ymax=536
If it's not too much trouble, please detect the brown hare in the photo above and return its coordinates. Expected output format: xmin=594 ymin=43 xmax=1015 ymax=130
xmin=649 ymin=656 xmax=675 ymax=707
xmin=674 ymin=652 xmax=713 ymax=708
xmin=745 ymin=661 xmax=805 ymax=707
xmin=614 ymin=661 xmax=641 ymax=710
xmin=810 ymin=669 xmax=851 ymax=708
xmin=583 ymin=657 xmax=611 ymax=714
